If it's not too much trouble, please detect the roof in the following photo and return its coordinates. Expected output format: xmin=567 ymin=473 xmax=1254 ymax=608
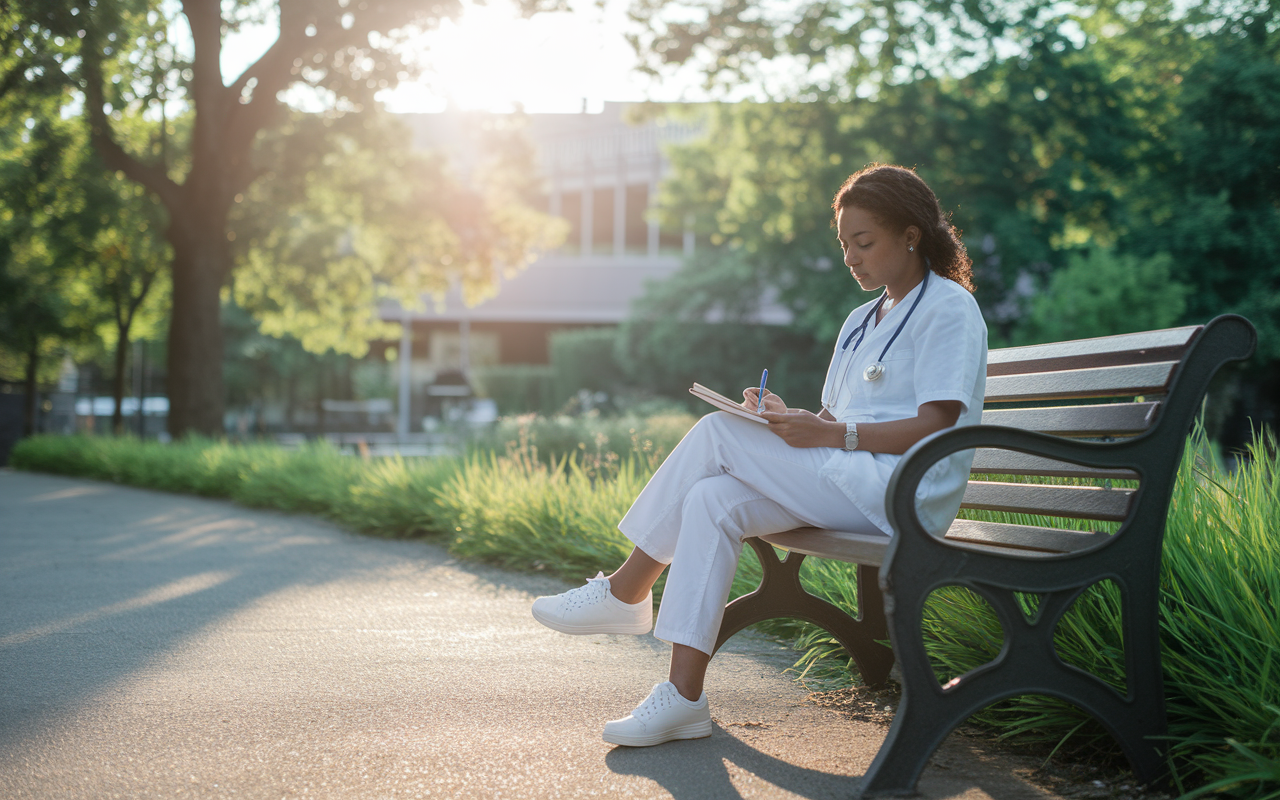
xmin=380 ymin=255 xmax=796 ymax=326
xmin=382 ymin=256 xmax=683 ymax=324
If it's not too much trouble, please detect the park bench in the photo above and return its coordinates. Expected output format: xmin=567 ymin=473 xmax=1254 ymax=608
xmin=713 ymin=314 xmax=1257 ymax=797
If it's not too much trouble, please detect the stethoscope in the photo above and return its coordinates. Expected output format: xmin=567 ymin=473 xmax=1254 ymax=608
xmin=839 ymin=267 xmax=930 ymax=382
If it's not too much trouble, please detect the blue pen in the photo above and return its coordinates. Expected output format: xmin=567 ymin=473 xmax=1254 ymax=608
xmin=756 ymin=369 xmax=769 ymax=413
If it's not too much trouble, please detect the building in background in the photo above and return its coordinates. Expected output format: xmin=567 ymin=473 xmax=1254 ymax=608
xmin=381 ymin=104 xmax=711 ymax=433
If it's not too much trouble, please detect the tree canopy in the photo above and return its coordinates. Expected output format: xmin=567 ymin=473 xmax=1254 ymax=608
xmin=634 ymin=3 xmax=1280 ymax=363
xmin=3 ymin=0 xmax=564 ymax=435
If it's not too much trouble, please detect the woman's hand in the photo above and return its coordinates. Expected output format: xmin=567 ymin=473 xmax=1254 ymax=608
xmin=742 ymin=387 xmax=787 ymax=414
xmin=760 ymin=409 xmax=846 ymax=449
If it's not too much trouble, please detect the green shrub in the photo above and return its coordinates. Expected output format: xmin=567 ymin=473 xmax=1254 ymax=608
xmin=472 ymin=364 xmax=557 ymax=415
xmin=10 ymin=434 xmax=457 ymax=537
xmin=619 ymin=318 xmax=829 ymax=413
xmin=548 ymin=327 xmax=628 ymax=407
xmin=466 ymin=411 xmax=696 ymax=466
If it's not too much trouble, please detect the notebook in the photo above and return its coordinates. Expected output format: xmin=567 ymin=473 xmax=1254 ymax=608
xmin=688 ymin=383 xmax=769 ymax=425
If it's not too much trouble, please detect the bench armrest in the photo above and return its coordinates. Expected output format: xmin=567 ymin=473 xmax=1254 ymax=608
xmin=885 ymin=423 xmax=1146 ymax=553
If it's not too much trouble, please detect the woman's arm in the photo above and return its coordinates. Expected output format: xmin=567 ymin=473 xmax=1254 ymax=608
xmin=763 ymin=401 xmax=963 ymax=454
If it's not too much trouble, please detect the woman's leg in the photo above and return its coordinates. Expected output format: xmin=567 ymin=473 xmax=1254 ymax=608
xmin=656 ymin=472 xmax=879 ymax=701
xmin=654 ymin=473 xmax=810 ymax=666
xmin=598 ymin=414 xmax=883 ymax=745
xmin=601 ymin=410 xmax=825 ymax=610
xmin=602 ymin=410 xmax=804 ymax=605
xmin=669 ymin=644 xmax=712 ymax=702
xmin=606 ymin=547 xmax=665 ymax=605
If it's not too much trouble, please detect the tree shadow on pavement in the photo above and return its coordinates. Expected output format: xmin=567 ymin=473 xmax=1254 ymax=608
xmin=605 ymin=722 xmax=864 ymax=800
xmin=0 ymin=472 xmax=427 ymax=748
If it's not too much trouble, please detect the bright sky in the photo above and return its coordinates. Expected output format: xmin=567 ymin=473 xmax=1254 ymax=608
xmin=219 ymin=0 xmax=711 ymax=114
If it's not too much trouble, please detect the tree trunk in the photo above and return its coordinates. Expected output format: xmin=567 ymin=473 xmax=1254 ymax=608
xmin=165 ymin=225 xmax=228 ymax=438
xmin=112 ymin=328 xmax=129 ymax=435
xmin=22 ymin=337 xmax=39 ymax=437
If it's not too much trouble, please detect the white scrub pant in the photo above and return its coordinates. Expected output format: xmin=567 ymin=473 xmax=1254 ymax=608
xmin=617 ymin=411 xmax=885 ymax=656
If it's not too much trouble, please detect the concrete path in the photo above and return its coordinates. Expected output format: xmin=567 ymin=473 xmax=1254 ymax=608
xmin=0 ymin=470 xmax=1064 ymax=799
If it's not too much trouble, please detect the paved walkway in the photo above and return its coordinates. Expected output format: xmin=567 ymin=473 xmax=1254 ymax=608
xmin=0 ymin=470 xmax=1064 ymax=799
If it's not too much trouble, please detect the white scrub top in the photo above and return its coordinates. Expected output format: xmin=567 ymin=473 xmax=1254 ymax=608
xmin=818 ymin=274 xmax=987 ymax=536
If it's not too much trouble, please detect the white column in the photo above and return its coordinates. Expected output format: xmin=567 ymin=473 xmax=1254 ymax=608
xmin=397 ymin=314 xmax=412 ymax=437
xmin=614 ymin=161 xmax=626 ymax=258
xmin=459 ymin=318 xmax=471 ymax=375
xmin=683 ymin=213 xmax=695 ymax=258
xmin=648 ymin=159 xmax=660 ymax=258
xmin=581 ymin=160 xmax=593 ymax=256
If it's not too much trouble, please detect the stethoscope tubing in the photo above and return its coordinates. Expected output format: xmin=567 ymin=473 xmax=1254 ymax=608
xmin=840 ymin=268 xmax=930 ymax=359
xmin=827 ymin=268 xmax=930 ymax=403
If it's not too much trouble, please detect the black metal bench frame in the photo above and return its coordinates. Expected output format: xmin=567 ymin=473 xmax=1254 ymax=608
xmin=712 ymin=314 xmax=1256 ymax=797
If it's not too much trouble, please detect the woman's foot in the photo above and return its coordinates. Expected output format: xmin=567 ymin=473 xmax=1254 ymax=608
xmin=602 ymin=681 xmax=712 ymax=747
xmin=531 ymin=572 xmax=653 ymax=635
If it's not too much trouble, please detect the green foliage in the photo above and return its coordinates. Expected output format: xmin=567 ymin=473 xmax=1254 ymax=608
xmin=1159 ymin=432 xmax=1280 ymax=797
xmin=0 ymin=18 xmax=163 ymax=404
xmin=4 ymin=0 xmax=568 ymax=436
xmin=548 ymin=328 xmax=629 ymax=406
xmin=1127 ymin=18 xmax=1280 ymax=363
xmin=475 ymin=328 xmax=638 ymax=415
xmin=0 ymin=91 xmax=78 ymax=378
xmin=471 ymin=364 xmax=559 ymax=415
xmin=1016 ymin=249 xmax=1191 ymax=345
xmin=467 ymin=412 xmax=696 ymax=466
xmin=622 ymin=317 xmax=829 ymax=413
xmin=638 ymin=6 xmax=1280 ymax=376
xmin=434 ymin=450 xmax=650 ymax=576
xmin=620 ymin=246 xmax=831 ymax=411
xmin=8 ymin=434 xmax=455 ymax=537
xmin=231 ymin=112 xmax=567 ymax=357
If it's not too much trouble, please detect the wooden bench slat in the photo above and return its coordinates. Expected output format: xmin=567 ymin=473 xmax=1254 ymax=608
xmin=981 ymin=401 xmax=1160 ymax=436
xmin=988 ymin=344 xmax=1190 ymax=377
xmin=946 ymin=519 xmax=1110 ymax=554
xmin=985 ymin=361 xmax=1178 ymax=403
xmin=760 ymin=518 xmax=1111 ymax=566
xmin=987 ymin=326 xmax=1199 ymax=377
xmin=961 ymin=481 xmax=1135 ymax=521
xmin=760 ymin=528 xmax=891 ymax=566
xmin=971 ymin=449 xmax=1140 ymax=480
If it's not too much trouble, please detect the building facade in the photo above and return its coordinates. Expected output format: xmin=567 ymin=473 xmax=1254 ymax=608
xmin=382 ymin=104 xmax=705 ymax=431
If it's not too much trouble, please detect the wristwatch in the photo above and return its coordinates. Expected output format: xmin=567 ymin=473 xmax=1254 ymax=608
xmin=843 ymin=422 xmax=859 ymax=451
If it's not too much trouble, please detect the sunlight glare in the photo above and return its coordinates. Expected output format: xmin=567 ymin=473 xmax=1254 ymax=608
xmin=381 ymin=0 xmax=654 ymax=114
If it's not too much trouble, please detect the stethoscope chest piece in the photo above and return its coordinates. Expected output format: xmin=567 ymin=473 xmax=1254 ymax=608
xmin=840 ymin=268 xmax=929 ymax=387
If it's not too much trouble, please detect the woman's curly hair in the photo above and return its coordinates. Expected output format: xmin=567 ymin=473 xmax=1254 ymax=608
xmin=832 ymin=164 xmax=974 ymax=292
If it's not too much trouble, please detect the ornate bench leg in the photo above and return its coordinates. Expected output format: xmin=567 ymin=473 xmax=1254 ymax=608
xmin=713 ymin=538 xmax=894 ymax=688
xmin=862 ymin=578 xmax=1170 ymax=796
xmin=858 ymin=587 xmax=955 ymax=797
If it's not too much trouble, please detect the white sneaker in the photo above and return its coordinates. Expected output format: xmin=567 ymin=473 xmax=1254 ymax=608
xmin=530 ymin=572 xmax=653 ymax=635
xmin=603 ymin=682 xmax=713 ymax=747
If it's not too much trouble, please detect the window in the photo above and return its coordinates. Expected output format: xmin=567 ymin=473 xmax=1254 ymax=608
xmin=626 ymin=185 xmax=649 ymax=254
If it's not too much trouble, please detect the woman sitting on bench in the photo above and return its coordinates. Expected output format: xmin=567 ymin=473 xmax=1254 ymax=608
xmin=531 ymin=163 xmax=988 ymax=747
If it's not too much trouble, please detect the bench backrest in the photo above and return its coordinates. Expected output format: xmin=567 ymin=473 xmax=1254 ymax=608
xmin=759 ymin=316 xmax=1254 ymax=566
xmin=950 ymin=321 xmax=1225 ymax=554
